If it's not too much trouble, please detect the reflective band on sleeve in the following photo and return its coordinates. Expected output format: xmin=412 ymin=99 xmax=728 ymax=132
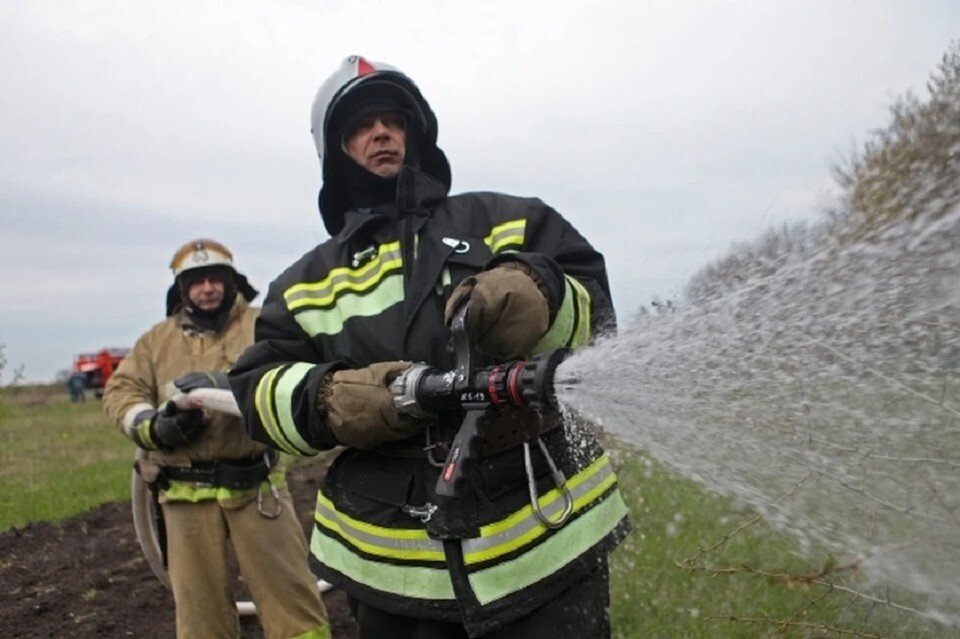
xmin=467 ymin=489 xmax=629 ymax=605
xmin=533 ymin=275 xmax=593 ymax=352
xmin=462 ymin=454 xmax=617 ymax=565
xmin=293 ymin=274 xmax=404 ymax=337
xmin=567 ymin=275 xmax=592 ymax=347
xmin=484 ymin=219 xmax=526 ymax=254
xmin=310 ymin=528 xmax=456 ymax=601
xmin=315 ymin=493 xmax=446 ymax=562
xmin=284 ymin=242 xmax=402 ymax=311
xmin=122 ymin=402 xmax=155 ymax=437
xmin=254 ymin=364 xmax=320 ymax=455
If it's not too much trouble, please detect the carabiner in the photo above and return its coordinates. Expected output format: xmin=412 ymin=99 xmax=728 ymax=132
xmin=523 ymin=438 xmax=574 ymax=529
xmin=422 ymin=424 xmax=447 ymax=468
xmin=257 ymin=482 xmax=282 ymax=519
xmin=402 ymin=502 xmax=438 ymax=523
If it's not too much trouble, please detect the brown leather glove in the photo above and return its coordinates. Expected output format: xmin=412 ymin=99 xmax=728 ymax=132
xmin=444 ymin=261 xmax=549 ymax=360
xmin=319 ymin=361 xmax=421 ymax=450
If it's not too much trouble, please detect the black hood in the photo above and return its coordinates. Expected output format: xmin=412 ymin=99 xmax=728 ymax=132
xmin=316 ymin=70 xmax=451 ymax=236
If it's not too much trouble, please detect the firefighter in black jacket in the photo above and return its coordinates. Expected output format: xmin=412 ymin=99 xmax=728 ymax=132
xmin=230 ymin=55 xmax=630 ymax=638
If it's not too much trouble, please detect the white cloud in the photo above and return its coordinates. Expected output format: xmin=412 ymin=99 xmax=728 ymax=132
xmin=1 ymin=0 xmax=957 ymax=380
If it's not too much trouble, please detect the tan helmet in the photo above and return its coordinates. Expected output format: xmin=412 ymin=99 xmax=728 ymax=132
xmin=170 ymin=239 xmax=235 ymax=277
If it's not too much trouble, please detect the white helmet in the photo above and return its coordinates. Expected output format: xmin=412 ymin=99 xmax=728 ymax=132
xmin=165 ymin=238 xmax=258 ymax=317
xmin=169 ymin=238 xmax=235 ymax=277
xmin=310 ymin=55 xmax=450 ymax=235
xmin=311 ymin=56 xmax=429 ymax=166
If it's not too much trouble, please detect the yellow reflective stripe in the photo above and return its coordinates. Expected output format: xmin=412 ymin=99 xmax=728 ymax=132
xmin=462 ymin=455 xmax=616 ymax=565
xmin=567 ymin=275 xmax=592 ymax=348
xmin=284 ymin=242 xmax=402 ymax=311
xmin=533 ymin=275 xmax=592 ymax=353
xmin=291 ymin=624 xmax=331 ymax=639
xmin=161 ymin=470 xmax=287 ymax=503
xmin=136 ymin=421 xmax=160 ymax=450
xmin=293 ymin=273 xmax=404 ymax=337
xmin=311 ymin=528 xmax=456 ymax=600
xmin=315 ymin=493 xmax=445 ymax=562
xmin=254 ymin=366 xmax=288 ymax=451
xmin=255 ymin=364 xmax=319 ymax=455
xmin=255 ymin=366 xmax=307 ymax=455
xmin=468 ymin=488 xmax=629 ymax=605
xmin=484 ymin=219 xmax=526 ymax=254
xmin=533 ymin=278 xmax=574 ymax=352
xmin=274 ymin=363 xmax=321 ymax=455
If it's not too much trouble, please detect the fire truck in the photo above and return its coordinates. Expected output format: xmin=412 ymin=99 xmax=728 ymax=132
xmin=73 ymin=348 xmax=129 ymax=397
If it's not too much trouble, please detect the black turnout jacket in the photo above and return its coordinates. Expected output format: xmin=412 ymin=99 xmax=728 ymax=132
xmin=230 ymin=166 xmax=630 ymax=636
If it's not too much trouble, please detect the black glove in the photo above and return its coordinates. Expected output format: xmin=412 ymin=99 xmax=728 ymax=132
xmin=173 ymin=370 xmax=230 ymax=393
xmin=131 ymin=402 xmax=206 ymax=451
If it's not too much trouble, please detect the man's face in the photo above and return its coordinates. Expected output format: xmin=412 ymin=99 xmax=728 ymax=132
xmin=186 ymin=274 xmax=225 ymax=311
xmin=343 ymin=110 xmax=407 ymax=178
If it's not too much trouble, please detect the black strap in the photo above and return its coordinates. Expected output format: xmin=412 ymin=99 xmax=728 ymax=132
xmin=160 ymin=452 xmax=276 ymax=490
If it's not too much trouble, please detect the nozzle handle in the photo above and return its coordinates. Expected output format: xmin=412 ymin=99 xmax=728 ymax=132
xmin=435 ymin=410 xmax=483 ymax=498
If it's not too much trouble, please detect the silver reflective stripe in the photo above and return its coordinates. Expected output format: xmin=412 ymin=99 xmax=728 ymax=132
xmin=315 ymin=493 xmax=446 ymax=562
xmin=484 ymin=219 xmax=526 ymax=254
xmin=566 ymin=275 xmax=592 ymax=348
xmin=461 ymin=454 xmax=617 ymax=565
xmin=284 ymin=242 xmax=402 ymax=310
xmin=311 ymin=529 xmax=456 ymax=600
xmin=273 ymin=363 xmax=321 ymax=454
xmin=533 ymin=275 xmax=593 ymax=353
xmin=293 ymin=275 xmax=404 ymax=337
xmin=254 ymin=365 xmax=319 ymax=455
xmin=468 ymin=488 xmax=629 ymax=605
xmin=122 ymin=402 xmax=155 ymax=439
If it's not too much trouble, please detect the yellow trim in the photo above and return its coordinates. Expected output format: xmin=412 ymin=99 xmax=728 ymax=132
xmin=468 ymin=489 xmax=629 ymax=605
xmin=464 ymin=456 xmax=616 ymax=564
xmin=254 ymin=366 xmax=291 ymax=453
xmin=314 ymin=493 xmax=446 ymax=562
xmin=293 ymin=274 xmax=404 ymax=337
xmin=291 ymin=624 xmax=331 ymax=639
xmin=567 ymin=275 xmax=593 ymax=348
xmin=162 ymin=470 xmax=287 ymax=503
xmin=311 ymin=530 xmax=456 ymax=600
xmin=284 ymin=241 xmax=402 ymax=310
xmin=484 ymin=219 xmax=526 ymax=254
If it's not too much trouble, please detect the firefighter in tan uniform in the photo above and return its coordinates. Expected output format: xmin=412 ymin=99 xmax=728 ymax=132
xmin=103 ymin=239 xmax=329 ymax=639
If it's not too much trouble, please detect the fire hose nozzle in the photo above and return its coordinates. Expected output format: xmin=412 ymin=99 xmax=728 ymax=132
xmin=389 ymin=349 xmax=573 ymax=416
xmin=391 ymin=349 xmax=574 ymax=500
xmin=518 ymin=348 xmax=571 ymax=412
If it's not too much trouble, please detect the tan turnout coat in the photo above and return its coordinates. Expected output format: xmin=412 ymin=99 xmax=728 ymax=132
xmin=103 ymin=297 xmax=265 ymax=470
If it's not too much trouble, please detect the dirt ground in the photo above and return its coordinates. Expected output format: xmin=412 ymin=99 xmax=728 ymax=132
xmin=0 ymin=462 xmax=358 ymax=639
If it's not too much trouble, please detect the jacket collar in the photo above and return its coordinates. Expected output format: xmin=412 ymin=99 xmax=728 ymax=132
xmin=174 ymin=296 xmax=248 ymax=333
xmin=335 ymin=166 xmax=449 ymax=242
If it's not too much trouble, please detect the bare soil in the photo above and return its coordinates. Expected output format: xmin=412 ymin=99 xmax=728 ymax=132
xmin=0 ymin=463 xmax=358 ymax=639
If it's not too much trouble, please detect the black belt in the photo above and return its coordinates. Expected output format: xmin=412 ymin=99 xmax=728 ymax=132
xmin=159 ymin=451 xmax=277 ymax=490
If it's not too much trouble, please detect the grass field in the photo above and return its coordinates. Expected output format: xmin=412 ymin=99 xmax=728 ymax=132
xmin=0 ymin=389 xmax=132 ymax=529
xmin=1 ymin=387 xmax=955 ymax=638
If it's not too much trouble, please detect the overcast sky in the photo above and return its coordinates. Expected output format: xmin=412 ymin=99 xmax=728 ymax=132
xmin=1 ymin=1 xmax=957 ymax=383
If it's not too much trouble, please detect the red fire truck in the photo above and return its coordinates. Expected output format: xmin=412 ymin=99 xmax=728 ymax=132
xmin=73 ymin=348 xmax=129 ymax=397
